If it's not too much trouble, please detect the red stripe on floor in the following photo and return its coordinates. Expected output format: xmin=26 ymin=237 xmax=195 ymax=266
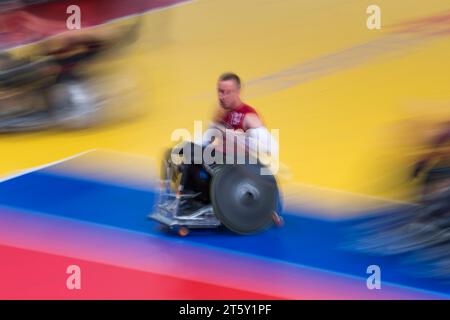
xmin=0 ymin=244 xmax=281 ymax=300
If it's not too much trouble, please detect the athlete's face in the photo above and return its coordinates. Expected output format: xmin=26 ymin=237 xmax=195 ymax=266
xmin=218 ymin=80 xmax=240 ymax=110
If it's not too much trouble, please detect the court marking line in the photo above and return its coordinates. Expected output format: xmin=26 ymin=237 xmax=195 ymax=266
xmin=0 ymin=149 xmax=97 ymax=183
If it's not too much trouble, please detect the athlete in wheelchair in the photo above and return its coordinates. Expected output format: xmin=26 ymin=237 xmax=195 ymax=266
xmin=149 ymin=73 xmax=283 ymax=236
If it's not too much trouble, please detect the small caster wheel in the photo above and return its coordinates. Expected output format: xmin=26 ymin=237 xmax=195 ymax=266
xmin=177 ymin=226 xmax=190 ymax=237
xmin=272 ymin=212 xmax=284 ymax=227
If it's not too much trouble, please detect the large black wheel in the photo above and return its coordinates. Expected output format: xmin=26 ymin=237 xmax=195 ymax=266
xmin=210 ymin=163 xmax=277 ymax=235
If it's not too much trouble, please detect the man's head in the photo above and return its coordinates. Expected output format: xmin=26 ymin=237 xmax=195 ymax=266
xmin=217 ymin=72 xmax=241 ymax=110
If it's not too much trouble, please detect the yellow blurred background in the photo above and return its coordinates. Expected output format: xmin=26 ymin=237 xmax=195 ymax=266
xmin=2 ymin=0 xmax=450 ymax=202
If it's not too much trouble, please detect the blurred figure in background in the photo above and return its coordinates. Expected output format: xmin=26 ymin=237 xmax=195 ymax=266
xmin=412 ymin=120 xmax=450 ymax=216
xmin=0 ymin=13 xmax=140 ymax=131
xmin=344 ymin=118 xmax=450 ymax=280
xmin=413 ymin=120 xmax=450 ymax=179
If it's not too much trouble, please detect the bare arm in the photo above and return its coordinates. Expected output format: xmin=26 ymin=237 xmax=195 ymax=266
xmin=244 ymin=113 xmax=279 ymax=157
xmin=243 ymin=113 xmax=263 ymax=131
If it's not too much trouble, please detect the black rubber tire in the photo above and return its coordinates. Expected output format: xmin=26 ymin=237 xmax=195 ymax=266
xmin=210 ymin=163 xmax=277 ymax=235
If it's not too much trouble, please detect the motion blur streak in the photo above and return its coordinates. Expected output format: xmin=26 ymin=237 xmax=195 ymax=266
xmin=0 ymin=0 xmax=449 ymax=299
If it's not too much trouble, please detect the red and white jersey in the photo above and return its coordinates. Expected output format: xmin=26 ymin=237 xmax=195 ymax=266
xmin=220 ymin=103 xmax=260 ymax=131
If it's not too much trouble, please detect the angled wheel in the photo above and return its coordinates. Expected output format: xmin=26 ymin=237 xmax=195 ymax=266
xmin=210 ymin=164 xmax=277 ymax=235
